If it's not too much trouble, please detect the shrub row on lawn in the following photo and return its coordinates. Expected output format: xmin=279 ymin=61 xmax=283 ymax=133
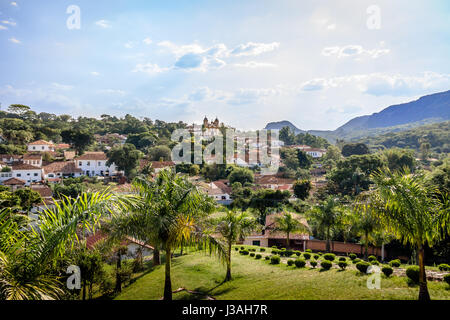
xmin=438 ymin=263 xmax=450 ymax=271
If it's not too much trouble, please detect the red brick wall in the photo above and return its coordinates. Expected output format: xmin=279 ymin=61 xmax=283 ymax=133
xmin=305 ymin=240 xmax=384 ymax=257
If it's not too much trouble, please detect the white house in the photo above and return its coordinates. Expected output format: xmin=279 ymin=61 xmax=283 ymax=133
xmin=204 ymin=180 xmax=233 ymax=204
xmin=304 ymin=148 xmax=327 ymax=158
xmin=10 ymin=163 xmax=43 ymax=186
xmin=27 ymin=140 xmax=55 ymax=152
xmin=75 ymin=152 xmax=118 ymax=177
xmin=43 ymin=161 xmax=83 ymax=181
xmin=23 ymin=154 xmax=43 ymax=168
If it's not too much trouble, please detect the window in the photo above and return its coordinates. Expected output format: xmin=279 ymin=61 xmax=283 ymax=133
xmin=98 ymin=162 xmax=101 ymax=166
xmin=34 ymin=173 xmax=38 ymax=177
xmin=16 ymin=174 xmax=21 ymax=177
xmin=42 ymin=146 xmax=44 ymax=150
xmin=79 ymin=162 xmax=82 ymax=166
xmin=87 ymin=162 xmax=90 ymax=166
xmin=33 ymin=147 xmax=36 ymax=150
xmin=252 ymin=241 xmax=261 ymax=246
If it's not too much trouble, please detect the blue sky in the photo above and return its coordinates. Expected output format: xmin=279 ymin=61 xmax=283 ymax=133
xmin=0 ymin=0 xmax=449 ymax=130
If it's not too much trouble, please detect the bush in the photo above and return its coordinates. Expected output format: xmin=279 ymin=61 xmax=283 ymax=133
xmin=285 ymin=249 xmax=293 ymax=257
xmin=313 ymin=254 xmax=319 ymax=260
xmin=294 ymin=251 xmax=301 ymax=256
xmin=270 ymin=255 xmax=281 ymax=265
xmin=339 ymin=257 xmax=346 ymax=262
xmin=310 ymin=260 xmax=318 ymax=268
xmin=382 ymin=266 xmax=393 ymax=277
xmin=356 ymin=261 xmax=371 ymax=273
xmin=235 ymin=247 xmax=239 ymax=251
xmin=438 ymin=263 xmax=450 ymax=271
xmin=271 ymin=246 xmax=277 ymax=249
xmin=368 ymin=255 xmax=377 ymax=262
xmin=295 ymin=259 xmax=306 ymax=268
xmin=287 ymin=259 xmax=295 ymax=266
xmin=241 ymin=246 xmax=245 ymax=250
xmin=250 ymin=248 xmax=256 ymax=252
xmin=353 ymin=258 xmax=361 ymax=264
xmin=338 ymin=261 xmax=348 ymax=270
xmin=323 ymin=253 xmax=336 ymax=261
xmin=371 ymin=261 xmax=380 ymax=266
xmin=444 ymin=274 xmax=450 ymax=286
xmin=389 ymin=259 xmax=401 ymax=268
xmin=240 ymin=250 xmax=249 ymax=255
xmin=349 ymin=253 xmax=357 ymax=260
xmin=255 ymin=254 xmax=262 ymax=259
xmin=271 ymin=249 xmax=280 ymax=255
xmin=303 ymin=253 xmax=311 ymax=260
xmin=250 ymin=253 xmax=255 ymax=257
xmin=406 ymin=266 xmax=420 ymax=283
xmin=265 ymin=256 xmax=270 ymax=260
xmin=320 ymin=260 xmax=332 ymax=270
xmin=260 ymin=248 xmax=266 ymax=252
xmin=305 ymin=249 xmax=312 ymax=253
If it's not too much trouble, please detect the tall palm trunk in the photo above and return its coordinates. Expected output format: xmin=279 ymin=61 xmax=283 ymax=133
xmin=163 ymin=247 xmax=172 ymax=301
xmin=364 ymin=231 xmax=369 ymax=260
xmin=153 ymin=248 xmax=160 ymax=266
xmin=114 ymin=251 xmax=122 ymax=293
xmin=418 ymin=246 xmax=430 ymax=301
xmin=225 ymin=242 xmax=232 ymax=281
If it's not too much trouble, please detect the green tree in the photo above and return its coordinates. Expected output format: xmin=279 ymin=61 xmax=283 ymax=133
xmin=214 ymin=210 xmax=256 ymax=281
xmin=228 ymin=167 xmax=254 ymax=185
xmin=279 ymin=127 xmax=296 ymax=146
xmin=61 ymin=129 xmax=94 ymax=155
xmin=342 ymin=143 xmax=370 ymax=157
xmin=371 ymin=169 xmax=450 ymax=301
xmin=13 ymin=188 xmax=42 ymax=213
xmin=107 ymin=143 xmax=143 ymax=178
xmin=271 ymin=211 xmax=309 ymax=249
xmin=293 ymin=180 xmax=312 ymax=200
xmin=353 ymin=202 xmax=380 ymax=260
xmin=148 ymin=145 xmax=172 ymax=161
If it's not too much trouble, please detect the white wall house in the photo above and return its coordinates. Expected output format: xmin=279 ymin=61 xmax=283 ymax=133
xmin=11 ymin=163 xmax=43 ymax=186
xmin=23 ymin=154 xmax=43 ymax=168
xmin=27 ymin=140 xmax=55 ymax=152
xmin=43 ymin=161 xmax=83 ymax=181
xmin=304 ymin=148 xmax=327 ymax=158
xmin=75 ymin=152 xmax=118 ymax=177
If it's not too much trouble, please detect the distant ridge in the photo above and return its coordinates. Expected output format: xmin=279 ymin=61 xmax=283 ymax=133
xmin=265 ymin=90 xmax=450 ymax=142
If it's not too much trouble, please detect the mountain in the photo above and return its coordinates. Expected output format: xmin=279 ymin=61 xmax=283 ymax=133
xmin=265 ymin=90 xmax=450 ymax=143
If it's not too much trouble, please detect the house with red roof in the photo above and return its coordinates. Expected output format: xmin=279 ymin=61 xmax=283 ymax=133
xmin=27 ymin=140 xmax=55 ymax=152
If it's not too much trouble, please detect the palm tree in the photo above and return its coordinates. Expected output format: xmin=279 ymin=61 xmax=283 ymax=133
xmin=371 ymin=169 xmax=449 ymax=301
xmin=215 ymin=210 xmax=256 ymax=281
xmin=353 ymin=203 xmax=380 ymax=260
xmin=110 ymin=170 xmax=226 ymax=300
xmin=271 ymin=211 xmax=309 ymax=250
xmin=308 ymin=197 xmax=341 ymax=252
xmin=0 ymin=191 xmax=119 ymax=300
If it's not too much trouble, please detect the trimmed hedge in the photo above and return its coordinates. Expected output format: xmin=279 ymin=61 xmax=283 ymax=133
xmin=295 ymin=259 xmax=306 ymax=268
xmin=303 ymin=253 xmax=311 ymax=260
xmin=349 ymin=253 xmax=357 ymax=260
xmin=320 ymin=260 xmax=332 ymax=270
xmin=389 ymin=259 xmax=401 ymax=268
xmin=260 ymin=248 xmax=266 ymax=252
xmin=250 ymin=253 xmax=255 ymax=257
xmin=287 ymin=259 xmax=295 ymax=266
xmin=271 ymin=249 xmax=280 ymax=255
xmin=294 ymin=251 xmax=301 ymax=257
xmin=255 ymin=254 xmax=262 ymax=259
xmin=339 ymin=257 xmax=346 ymax=262
xmin=270 ymin=255 xmax=281 ymax=265
xmin=310 ymin=260 xmax=318 ymax=268
xmin=356 ymin=261 xmax=371 ymax=273
xmin=240 ymin=250 xmax=249 ymax=255
xmin=353 ymin=258 xmax=361 ymax=264
xmin=371 ymin=261 xmax=380 ymax=266
xmin=382 ymin=266 xmax=393 ymax=277
xmin=265 ymin=256 xmax=270 ymax=260
xmin=406 ymin=266 xmax=420 ymax=283
xmin=438 ymin=263 xmax=450 ymax=271
xmin=313 ymin=254 xmax=319 ymax=260
xmin=338 ymin=261 xmax=348 ymax=270
xmin=323 ymin=253 xmax=336 ymax=261
xmin=305 ymin=249 xmax=312 ymax=253
xmin=368 ymin=255 xmax=377 ymax=262
xmin=444 ymin=274 xmax=450 ymax=286
xmin=235 ymin=247 xmax=239 ymax=251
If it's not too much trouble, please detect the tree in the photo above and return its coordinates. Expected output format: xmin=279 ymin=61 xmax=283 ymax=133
xmin=271 ymin=211 xmax=309 ymax=249
xmin=342 ymin=143 xmax=370 ymax=157
xmin=110 ymin=171 xmax=225 ymax=300
xmin=107 ymin=143 xmax=143 ymax=178
xmin=228 ymin=167 xmax=254 ymax=185
xmin=13 ymin=188 xmax=42 ymax=213
xmin=279 ymin=127 xmax=296 ymax=146
xmin=371 ymin=169 xmax=450 ymax=301
xmin=420 ymin=142 xmax=431 ymax=161
xmin=383 ymin=148 xmax=416 ymax=172
xmin=324 ymin=145 xmax=342 ymax=162
xmin=148 ymin=145 xmax=172 ymax=161
xmin=308 ymin=197 xmax=342 ymax=252
xmin=7 ymin=104 xmax=31 ymax=117
xmin=215 ymin=210 xmax=256 ymax=281
xmin=353 ymin=202 xmax=380 ymax=260
xmin=293 ymin=180 xmax=312 ymax=200
xmin=297 ymin=150 xmax=313 ymax=169
xmin=61 ymin=129 xmax=94 ymax=155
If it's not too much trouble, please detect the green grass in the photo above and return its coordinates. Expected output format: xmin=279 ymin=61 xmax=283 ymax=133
xmin=115 ymin=246 xmax=450 ymax=300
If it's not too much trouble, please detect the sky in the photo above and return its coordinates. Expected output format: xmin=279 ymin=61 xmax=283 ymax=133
xmin=0 ymin=0 xmax=449 ymax=131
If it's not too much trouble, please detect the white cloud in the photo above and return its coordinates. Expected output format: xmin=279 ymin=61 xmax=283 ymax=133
xmin=90 ymin=72 xmax=100 ymax=76
xmin=98 ymin=89 xmax=127 ymax=96
xmin=95 ymin=20 xmax=111 ymax=29
xmin=322 ymin=44 xmax=390 ymax=59
xmin=2 ymin=19 xmax=16 ymax=26
xmin=234 ymin=61 xmax=277 ymax=68
xmin=143 ymin=37 xmax=152 ymax=45
xmin=124 ymin=41 xmax=134 ymax=49
xmin=327 ymin=24 xmax=336 ymax=30
xmin=51 ymin=83 xmax=74 ymax=91
xmin=231 ymin=42 xmax=280 ymax=57
xmin=10 ymin=2 xmax=18 ymax=7
xmin=8 ymin=37 xmax=20 ymax=44
xmin=0 ymin=25 xmax=7 ymax=30
xmin=132 ymin=63 xmax=167 ymax=75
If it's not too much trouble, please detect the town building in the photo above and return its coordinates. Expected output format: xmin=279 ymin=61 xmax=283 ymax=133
xmin=10 ymin=163 xmax=43 ymax=186
xmin=75 ymin=152 xmax=118 ymax=177
xmin=23 ymin=153 xmax=43 ymax=168
xmin=43 ymin=161 xmax=83 ymax=181
xmin=27 ymin=140 xmax=55 ymax=152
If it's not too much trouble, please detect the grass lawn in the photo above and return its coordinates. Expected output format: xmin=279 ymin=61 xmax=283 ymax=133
xmin=115 ymin=246 xmax=450 ymax=300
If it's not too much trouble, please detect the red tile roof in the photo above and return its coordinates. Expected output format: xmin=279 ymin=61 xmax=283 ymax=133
xmin=43 ymin=161 xmax=82 ymax=175
xmin=76 ymin=152 xmax=108 ymax=161
xmin=29 ymin=140 xmax=53 ymax=146
xmin=3 ymin=177 xmax=26 ymax=185
xmin=31 ymin=186 xmax=53 ymax=198
xmin=12 ymin=163 xmax=42 ymax=170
